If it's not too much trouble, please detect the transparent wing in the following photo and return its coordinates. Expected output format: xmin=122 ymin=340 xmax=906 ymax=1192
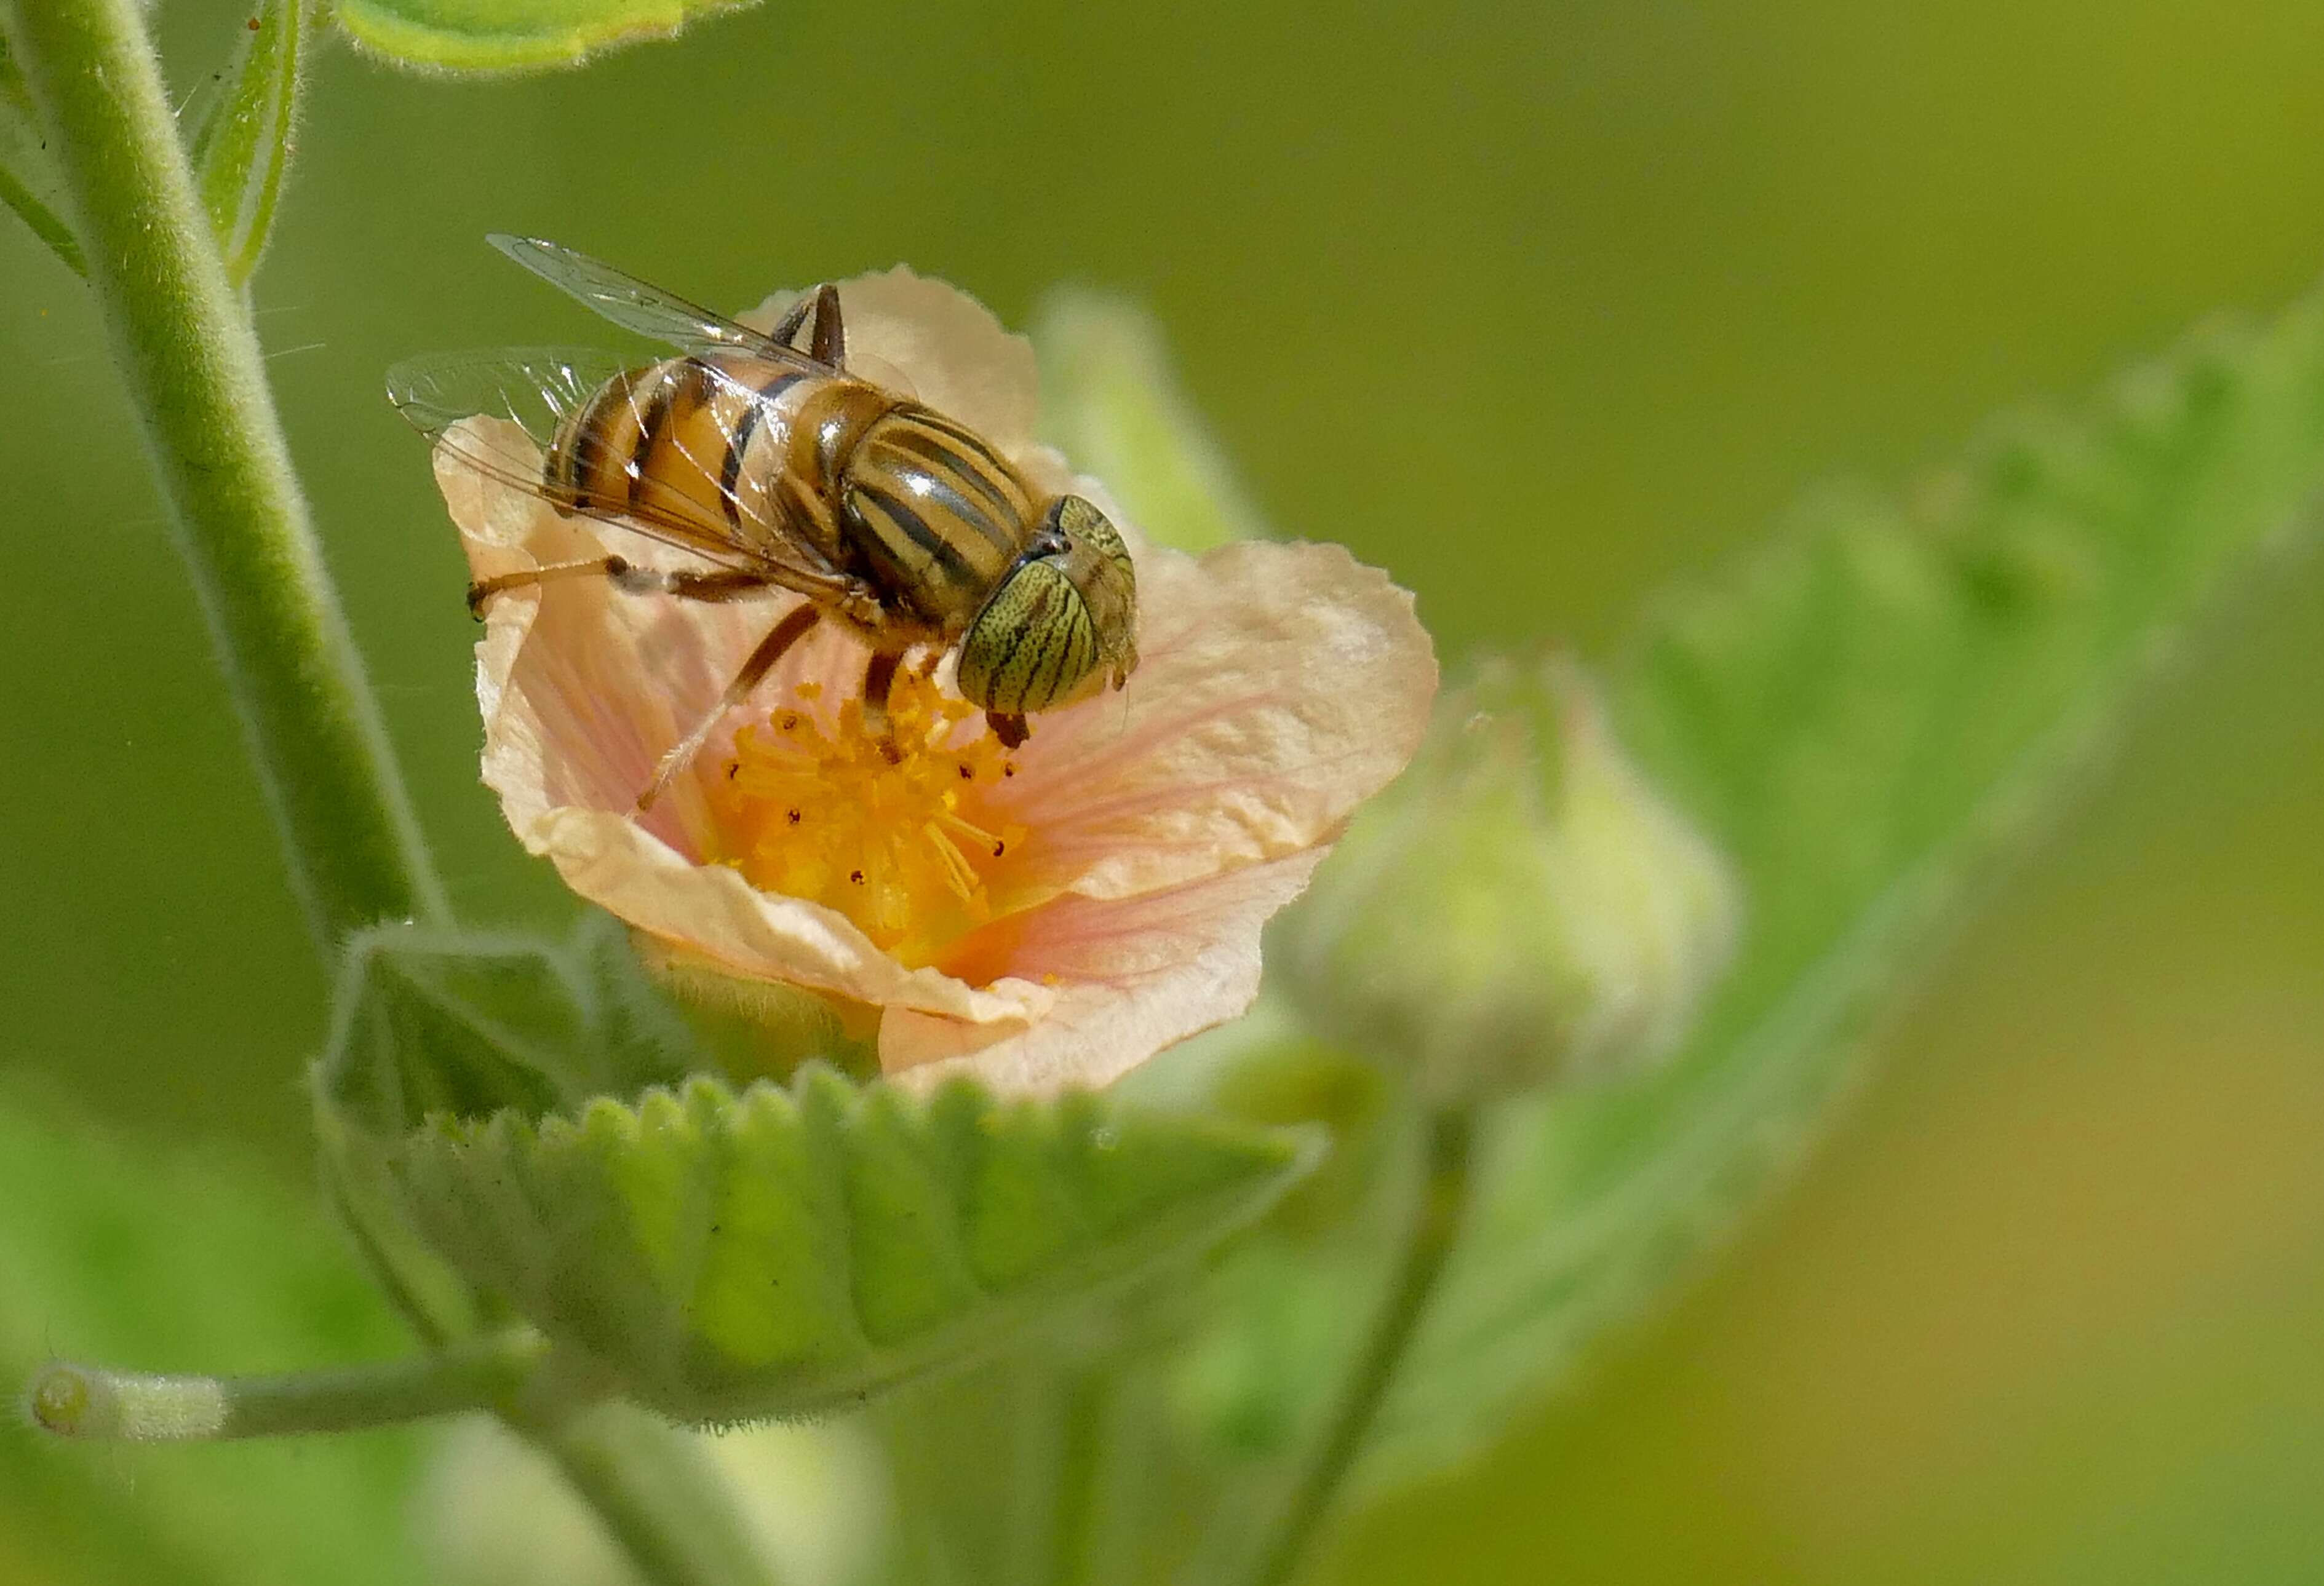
xmin=387 ymin=343 xmax=617 ymax=453
xmin=487 ymin=234 xmax=831 ymax=369
xmin=384 ymin=345 xmax=875 ymax=605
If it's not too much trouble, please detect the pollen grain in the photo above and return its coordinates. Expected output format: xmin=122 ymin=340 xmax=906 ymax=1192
xmin=710 ymin=665 xmax=1025 ymax=965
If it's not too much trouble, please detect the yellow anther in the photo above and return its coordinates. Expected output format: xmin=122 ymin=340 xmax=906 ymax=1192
xmin=709 ymin=666 xmax=1022 ymax=967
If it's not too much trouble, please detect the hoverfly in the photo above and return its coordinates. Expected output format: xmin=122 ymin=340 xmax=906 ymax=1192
xmin=387 ymin=236 xmax=1139 ymax=809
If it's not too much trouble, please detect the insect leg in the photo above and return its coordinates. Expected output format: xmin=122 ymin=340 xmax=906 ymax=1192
xmin=654 ymin=568 xmax=781 ymax=603
xmin=861 ymin=651 xmax=902 ymax=759
xmin=467 ymin=554 xmax=629 ymax=618
xmin=765 ymin=283 xmax=846 ymax=367
xmin=765 ymin=293 xmax=813 ymax=347
xmin=636 ymin=603 xmax=823 ymax=812
xmin=806 ymin=284 xmax=846 ymax=367
xmin=985 ymin=711 xmax=1029 ymax=750
xmin=468 ymin=559 xmax=776 ymax=618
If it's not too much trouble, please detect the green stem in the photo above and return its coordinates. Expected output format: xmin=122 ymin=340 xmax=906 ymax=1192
xmin=0 ymin=156 xmax=84 ymax=275
xmin=1238 ymin=1106 xmax=1478 ymax=1586
xmin=25 ymin=1328 xmax=547 ymax=1441
xmin=513 ymin=1402 xmax=791 ymax=1586
xmin=2 ymin=0 xmax=446 ymax=947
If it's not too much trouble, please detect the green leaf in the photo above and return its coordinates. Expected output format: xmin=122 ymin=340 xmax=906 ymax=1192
xmin=854 ymin=1011 xmax=1389 ymax=1586
xmin=318 ymin=918 xmax=710 ymax=1133
xmin=314 ymin=918 xmax=718 ymax=1342
xmin=1034 ymin=288 xmax=1272 ymax=551
xmin=317 ymin=923 xmax=1318 ymax=1422
xmin=0 ymin=29 xmax=85 ymax=276
xmin=186 ymin=0 xmax=304 ymax=286
xmin=333 ymin=0 xmax=755 ymax=73
xmin=382 ymin=1069 xmax=1317 ymax=1421
xmin=0 ymin=1090 xmax=424 ymax=1586
xmin=1281 ymin=284 xmax=2324 ymax=1490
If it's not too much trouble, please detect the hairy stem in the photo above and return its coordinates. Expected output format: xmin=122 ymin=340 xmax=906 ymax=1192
xmin=1239 ymin=1106 xmax=1478 ymax=1586
xmin=2 ymin=0 xmax=446 ymax=946
xmin=25 ymin=1329 xmax=548 ymax=1441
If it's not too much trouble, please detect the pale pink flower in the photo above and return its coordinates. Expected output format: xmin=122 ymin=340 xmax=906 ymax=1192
xmin=437 ymin=268 xmax=1436 ymax=1095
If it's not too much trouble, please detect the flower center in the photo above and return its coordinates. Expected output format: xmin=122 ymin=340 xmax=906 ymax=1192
xmin=707 ymin=664 xmax=1027 ymax=968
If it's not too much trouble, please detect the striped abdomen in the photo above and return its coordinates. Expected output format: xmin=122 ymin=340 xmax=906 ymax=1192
xmin=548 ymin=351 xmax=836 ymax=561
xmin=548 ymin=354 xmax=1041 ymax=636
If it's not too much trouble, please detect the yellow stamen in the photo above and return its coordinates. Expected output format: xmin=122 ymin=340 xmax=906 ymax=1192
xmin=709 ymin=665 xmax=1026 ymax=967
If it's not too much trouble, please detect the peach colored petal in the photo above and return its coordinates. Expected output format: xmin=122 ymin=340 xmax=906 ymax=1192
xmin=882 ymin=851 xmax=1328 ymax=1095
xmin=979 ymin=539 xmax=1437 ymax=901
xmin=444 ymin=422 xmax=1041 ymax=1024
xmin=447 ymin=420 xmax=873 ymax=855
xmin=429 ymin=269 xmax=1441 ymax=1096
xmin=740 ymin=267 xmax=1038 ymax=456
xmin=522 ymin=806 xmax=1046 ymax=1028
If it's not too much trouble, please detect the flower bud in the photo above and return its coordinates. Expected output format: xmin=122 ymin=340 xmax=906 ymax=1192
xmin=1276 ymin=656 xmax=1740 ymax=1104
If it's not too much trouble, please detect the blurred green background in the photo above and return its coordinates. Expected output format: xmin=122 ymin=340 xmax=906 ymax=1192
xmin=4 ymin=1 xmax=2322 ymax=1580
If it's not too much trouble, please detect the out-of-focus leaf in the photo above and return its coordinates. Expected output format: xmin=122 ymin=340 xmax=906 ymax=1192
xmin=1034 ymin=288 xmax=1272 ymax=552
xmin=1349 ymin=282 xmax=2324 ymax=1487
xmin=378 ymin=1069 xmax=1318 ymax=1422
xmin=0 ymin=30 xmax=84 ymax=276
xmin=0 ymin=1092 xmax=424 ymax=1586
xmin=1170 ymin=286 xmax=2324 ymax=1502
xmin=186 ymin=0 xmax=304 ymax=286
xmin=333 ymin=0 xmax=755 ymax=73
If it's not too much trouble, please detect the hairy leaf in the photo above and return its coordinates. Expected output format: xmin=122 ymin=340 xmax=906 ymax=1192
xmin=1035 ymin=289 xmax=1272 ymax=551
xmin=318 ymin=916 xmax=717 ymax=1127
xmin=187 ymin=0 xmax=304 ymax=286
xmin=0 ymin=1093 xmax=421 ymax=1586
xmin=317 ymin=922 xmax=1318 ymax=1422
xmin=382 ymin=1071 xmax=1316 ymax=1421
xmin=1348 ymin=284 xmax=2324 ymax=1486
xmin=333 ymin=0 xmax=755 ymax=73
xmin=314 ymin=917 xmax=742 ymax=1340
xmin=858 ymin=1007 xmax=1388 ymax=1586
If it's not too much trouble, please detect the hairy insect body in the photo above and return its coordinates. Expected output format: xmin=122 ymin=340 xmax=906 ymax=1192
xmin=388 ymin=237 xmax=1140 ymax=806
xmin=552 ymin=352 xmax=1049 ymax=645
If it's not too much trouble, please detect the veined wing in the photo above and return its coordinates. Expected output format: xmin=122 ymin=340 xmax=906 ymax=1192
xmin=385 ymin=345 xmax=875 ymax=607
xmin=487 ymin=234 xmax=830 ymax=370
xmin=387 ymin=343 xmax=617 ymax=454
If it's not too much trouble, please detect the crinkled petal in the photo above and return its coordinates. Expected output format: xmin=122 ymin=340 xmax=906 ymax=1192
xmin=979 ymin=539 xmax=1437 ymax=902
xmin=447 ymin=419 xmax=869 ymax=858
xmin=430 ymin=266 xmax=1440 ymax=1096
xmin=741 ymin=267 xmax=1038 ymax=458
xmin=521 ymin=806 xmax=1046 ymax=1028
xmin=883 ymin=851 xmax=1329 ymax=1095
xmin=443 ymin=422 xmax=1035 ymax=1024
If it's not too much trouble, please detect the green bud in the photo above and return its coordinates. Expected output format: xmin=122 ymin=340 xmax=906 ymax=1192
xmin=1276 ymin=656 xmax=1740 ymax=1104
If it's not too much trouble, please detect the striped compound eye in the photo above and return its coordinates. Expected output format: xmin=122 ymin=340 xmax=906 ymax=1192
xmin=956 ymin=551 xmax=1102 ymax=716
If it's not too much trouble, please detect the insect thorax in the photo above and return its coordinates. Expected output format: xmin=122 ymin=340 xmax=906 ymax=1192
xmin=834 ymin=405 xmax=1041 ymax=631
